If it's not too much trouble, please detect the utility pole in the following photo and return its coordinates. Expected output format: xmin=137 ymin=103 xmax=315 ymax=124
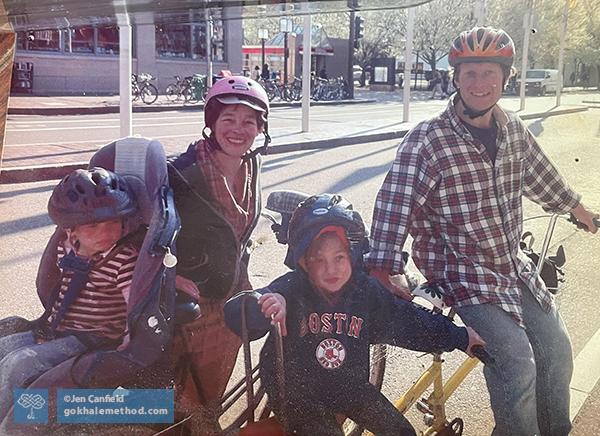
xmin=556 ymin=0 xmax=570 ymax=106
xmin=347 ymin=0 xmax=357 ymax=99
xmin=519 ymin=0 xmax=535 ymax=111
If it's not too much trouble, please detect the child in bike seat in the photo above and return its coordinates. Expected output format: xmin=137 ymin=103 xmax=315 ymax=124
xmin=224 ymin=193 xmax=485 ymax=436
xmin=0 ymin=167 xmax=142 ymax=422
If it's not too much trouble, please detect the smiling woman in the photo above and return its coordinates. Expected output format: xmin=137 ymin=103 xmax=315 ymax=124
xmin=166 ymin=75 xmax=271 ymax=427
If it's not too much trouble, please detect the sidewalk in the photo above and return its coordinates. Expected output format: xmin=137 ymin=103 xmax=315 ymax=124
xmin=1 ymin=88 xmax=591 ymax=184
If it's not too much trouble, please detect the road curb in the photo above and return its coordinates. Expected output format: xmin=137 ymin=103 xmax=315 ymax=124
xmin=7 ymin=98 xmax=377 ymax=116
xmin=0 ymin=128 xmax=408 ymax=184
xmin=0 ymin=105 xmax=588 ymax=184
xmin=519 ymin=106 xmax=588 ymax=120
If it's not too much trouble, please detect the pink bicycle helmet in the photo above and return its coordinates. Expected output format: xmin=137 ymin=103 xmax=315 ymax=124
xmin=203 ymin=76 xmax=271 ymax=156
xmin=449 ymin=27 xmax=514 ymax=67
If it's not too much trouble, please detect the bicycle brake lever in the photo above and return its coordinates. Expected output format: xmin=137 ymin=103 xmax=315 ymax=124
xmin=471 ymin=345 xmax=495 ymax=366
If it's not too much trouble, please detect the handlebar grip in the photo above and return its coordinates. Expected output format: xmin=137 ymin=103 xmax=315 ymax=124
xmin=471 ymin=345 xmax=495 ymax=365
xmin=568 ymin=213 xmax=600 ymax=231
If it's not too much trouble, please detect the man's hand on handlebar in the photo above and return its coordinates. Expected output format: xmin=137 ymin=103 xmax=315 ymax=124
xmin=370 ymin=268 xmax=414 ymax=301
xmin=570 ymin=203 xmax=599 ymax=234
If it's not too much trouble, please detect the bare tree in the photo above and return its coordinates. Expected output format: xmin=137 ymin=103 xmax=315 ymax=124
xmin=413 ymin=0 xmax=472 ymax=72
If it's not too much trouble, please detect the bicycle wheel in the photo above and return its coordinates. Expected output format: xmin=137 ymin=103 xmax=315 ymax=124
xmin=184 ymin=85 xmax=201 ymax=104
xmin=141 ymin=83 xmax=158 ymax=105
xmin=165 ymin=83 xmax=180 ymax=102
xmin=132 ymin=84 xmax=140 ymax=102
xmin=343 ymin=344 xmax=387 ymax=436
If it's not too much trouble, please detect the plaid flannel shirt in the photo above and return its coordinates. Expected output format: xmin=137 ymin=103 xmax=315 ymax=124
xmin=195 ymin=140 xmax=255 ymax=241
xmin=366 ymin=99 xmax=580 ymax=326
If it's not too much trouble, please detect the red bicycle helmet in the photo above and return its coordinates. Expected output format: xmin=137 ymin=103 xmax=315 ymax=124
xmin=449 ymin=27 xmax=514 ymax=67
xmin=48 ymin=167 xmax=137 ymax=229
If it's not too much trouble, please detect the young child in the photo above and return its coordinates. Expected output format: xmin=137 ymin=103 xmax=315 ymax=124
xmin=224 ymin=193 xmax=485 ymax=436
xmin=0 ymin=167 xmax=141 ymax=421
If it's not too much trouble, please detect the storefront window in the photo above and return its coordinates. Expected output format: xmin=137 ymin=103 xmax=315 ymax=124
xmin=156 ymin=11 xmax=224 ymax=61
xmin=66 ymin=27 xmax=94 ymax=54
xmin=156 ymin=24 xmax=191 ymax=58
xmin=212 ymin=20 xmax=225 ymax=61
xmin=16 ymin=26 xmax=121 ymax=55
xmin=97 ymin=26 xmax=119 ymax=55
xmin=28 ymin=29 xmax=61 ymax=52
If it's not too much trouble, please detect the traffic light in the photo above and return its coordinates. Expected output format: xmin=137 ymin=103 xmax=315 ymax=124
xmin=353 ymin=15 xmax=364 ymax=49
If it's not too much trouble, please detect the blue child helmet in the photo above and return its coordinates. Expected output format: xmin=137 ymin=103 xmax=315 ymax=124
xmin=48 ymin=167 xmax=137 ymax=229
xmin=285 ymin=193 xmax=369 ymax=269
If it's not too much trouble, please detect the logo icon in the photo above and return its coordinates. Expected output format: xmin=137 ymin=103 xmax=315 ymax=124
xmin=315 ymin=338 xmax=346 ymax=369
xmin=14 ymin=389 xmax=48 ymax=424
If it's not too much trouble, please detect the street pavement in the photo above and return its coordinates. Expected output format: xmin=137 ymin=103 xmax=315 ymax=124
xmin=1 ymin=87 xmax=595 ymax=184
xmin=0 ymin=92 xmax=600 ymax=436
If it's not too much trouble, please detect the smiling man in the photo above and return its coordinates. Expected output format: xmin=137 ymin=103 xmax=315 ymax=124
xmin=367 ymin=27 xmax=598 ymax=436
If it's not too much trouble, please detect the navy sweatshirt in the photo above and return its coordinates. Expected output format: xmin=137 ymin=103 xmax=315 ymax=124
xmin=224 ymin=270 xmax=469 ymax=400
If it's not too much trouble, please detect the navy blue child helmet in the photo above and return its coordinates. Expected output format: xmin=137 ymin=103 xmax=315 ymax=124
xmin=48 ymin=167 xmax=137 ymax=229
xmin=285 ymin=193 xmax=369 ymax=269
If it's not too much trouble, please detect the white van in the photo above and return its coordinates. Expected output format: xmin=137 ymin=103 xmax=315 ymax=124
xmin=516 ymin=69 xmax=559 ymax=96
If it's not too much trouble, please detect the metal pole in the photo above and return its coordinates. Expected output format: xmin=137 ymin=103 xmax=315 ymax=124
xmin=0 ymin=31 xmax=16 ymax=177
xmin=205 ymin=8 xmax=213 ymax=88
xmin=414 ymin=51 xmax=419 ymax=89
xmin=283 ymin=32 xmax=289 ymax=85
xmin=473 ymin=0 xmax=487 ymax=25
xmin=117 ymin=13 xmax=132 ymax=137
xmin=403 ymin=7 xmax=415 ymax=123
xmin=519 ymin=1 xmax=533 ymax=111
xmin=556 ymin=0 xmax=569 ymax=106
xmin=261 ymin=38 xmax=266 ymax=71
xmin=301 ymin=9 xmax=311 ymax=132
xmin=347 ymin=10 xmax=356 ymax=99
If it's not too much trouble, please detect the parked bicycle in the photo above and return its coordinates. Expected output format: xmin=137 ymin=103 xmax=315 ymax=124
xmin=165 ymin=74 xmax=207 ymax=104
xmin=131 ymin=73 xmax=158 ymax=105
xmin=311 ymin=76 xmax=348 ymax=101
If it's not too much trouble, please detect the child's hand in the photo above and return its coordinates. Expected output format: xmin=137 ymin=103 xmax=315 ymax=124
xmin=465 ymin=326 xmax=486 ymax=357
xmin=258 ymin=293 xmax=288 ymax=336
xmin=176 ymin=275 xmax=200 ymax=301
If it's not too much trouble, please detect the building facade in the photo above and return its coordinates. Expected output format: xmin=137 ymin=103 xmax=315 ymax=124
xmin=12 ymin=9 xmax=244 ymax=95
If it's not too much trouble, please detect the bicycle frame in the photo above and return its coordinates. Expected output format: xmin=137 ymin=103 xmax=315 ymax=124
xmin=394 ymin=354 xmax=479 ymax=435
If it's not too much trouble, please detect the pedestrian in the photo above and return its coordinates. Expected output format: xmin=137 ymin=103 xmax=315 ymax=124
xmin=0 ymin=168 xmax=141 ymax=422
xmin=569 ymin=71 xmax=576 ymax=86
xmin=318 ymin=67 xmax=328 ymax=80
xmin=430 ymin=70 xmax=443 ymax=99
xmin=367 ymin=26 xmax=599 ymax=436
xmin=253 ymin=65 xmax=260 ymax=81
xmin=167 ymin=76 xmax=271 ymax=429
xmin=261 ymin=63 xmax=271 ymax=81
xmin=224 ymin=193 xmax=485 ymax=436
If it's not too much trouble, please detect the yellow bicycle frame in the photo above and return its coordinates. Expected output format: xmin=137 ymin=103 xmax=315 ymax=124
xmin=366 ymin=353 xmax=480 ymax=436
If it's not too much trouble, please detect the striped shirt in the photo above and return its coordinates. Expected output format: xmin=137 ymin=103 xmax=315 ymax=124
xmin=366 ymin=99 xmax=580 ymax=326
xmin=47 ymin=240 xmax=139 ymax=340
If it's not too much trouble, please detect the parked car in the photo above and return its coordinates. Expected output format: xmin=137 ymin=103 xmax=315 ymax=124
xmin=516 ymin=69 xmax=559 ymax=96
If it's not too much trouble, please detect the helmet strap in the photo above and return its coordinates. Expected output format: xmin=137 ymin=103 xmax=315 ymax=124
xmin=243 ymin=123 xmax=271 ymax=161
xmin=457 ymin=91 xmax=495 ymax=119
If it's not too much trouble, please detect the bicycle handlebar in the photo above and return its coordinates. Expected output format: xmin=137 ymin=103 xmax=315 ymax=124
xmin=568 ymin=213 xmax=600 ymax=231
xmin=471 ymin=345 xmax=495 ymax=365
